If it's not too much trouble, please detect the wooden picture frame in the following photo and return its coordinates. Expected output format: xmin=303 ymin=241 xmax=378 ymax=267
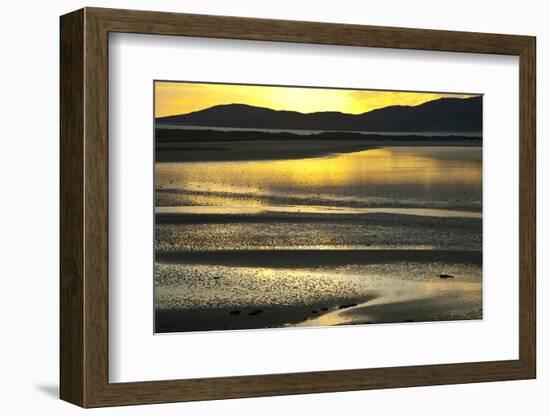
xmin=60 ymin=7 xmax=536 ymax=408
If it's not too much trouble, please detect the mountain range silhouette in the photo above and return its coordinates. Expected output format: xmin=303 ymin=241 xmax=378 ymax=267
xmin=156 ymin=96 xmax=482 ymax=133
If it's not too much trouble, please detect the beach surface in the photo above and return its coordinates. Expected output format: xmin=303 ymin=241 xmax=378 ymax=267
xmin=155 ymin=256 xmax=481 ymax=333
xmin=154 ymin=140 xmax=482 ymax=333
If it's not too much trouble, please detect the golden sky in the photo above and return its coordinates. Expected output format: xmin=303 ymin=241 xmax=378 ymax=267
xmin=155 ymin=81 xmax=477 ymax=118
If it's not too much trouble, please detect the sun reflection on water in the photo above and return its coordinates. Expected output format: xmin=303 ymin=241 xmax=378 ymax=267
xmin=156 ymin=147 xmax=482 ymax=208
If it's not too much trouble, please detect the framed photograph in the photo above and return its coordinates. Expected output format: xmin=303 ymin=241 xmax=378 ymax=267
xmin=60 ymin=7 xmax=536 ymax=407
xmin=153 ymin=80 xmax=484 ymax=334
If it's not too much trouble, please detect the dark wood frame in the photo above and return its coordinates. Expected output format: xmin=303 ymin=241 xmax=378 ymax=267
xmin=60 ymin=7 xmax=536 ymax=408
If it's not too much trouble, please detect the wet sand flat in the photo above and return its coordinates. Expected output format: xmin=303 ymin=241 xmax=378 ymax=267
xmin=155 ymin=256 xmax=481 ymax=333
xmin=154 ymin=144 xmax=482 ymax=333
xmin=156 ymin=249 xmax=482 ymax=268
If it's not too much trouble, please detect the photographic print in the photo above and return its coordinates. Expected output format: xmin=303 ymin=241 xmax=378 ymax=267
xmin=154 ymin=81 xmax=482 ymax=333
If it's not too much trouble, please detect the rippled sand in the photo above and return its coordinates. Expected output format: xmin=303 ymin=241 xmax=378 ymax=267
xmin=155 ymin=260 xmax=481 ymax=332
xmin=154 ymin=145 xmax=483 ymax=333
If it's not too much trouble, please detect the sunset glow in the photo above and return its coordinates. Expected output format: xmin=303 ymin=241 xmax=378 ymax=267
xmin=155 ymin=81 xmax=478 ymax=118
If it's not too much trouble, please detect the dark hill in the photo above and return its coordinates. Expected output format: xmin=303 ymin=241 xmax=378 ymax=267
xmin=156 ymin=96 xmax=482 ymax=133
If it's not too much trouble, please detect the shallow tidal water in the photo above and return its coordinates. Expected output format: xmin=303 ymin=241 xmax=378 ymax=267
xmin=156 ymin=146 xmax=482 ymax=211
xmin=154 ymin=146 xmax=483 ymax=333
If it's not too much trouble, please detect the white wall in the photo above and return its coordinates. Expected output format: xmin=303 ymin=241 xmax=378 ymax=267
xmin=0 ymin=0 xmax=545 ymax=414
